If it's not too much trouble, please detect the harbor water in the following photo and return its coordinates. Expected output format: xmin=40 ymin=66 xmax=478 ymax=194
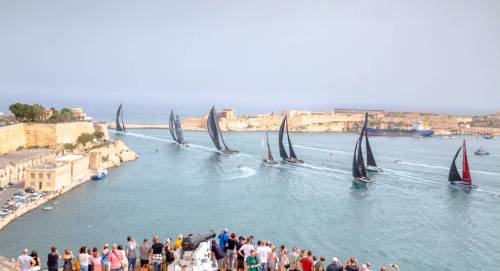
xmin=0 ymin=130 xmax=499 ymax=270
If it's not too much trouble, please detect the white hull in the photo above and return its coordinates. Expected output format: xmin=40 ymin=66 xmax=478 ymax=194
xmin=366 ymin=166 xmax=383 ymax=172
xmin=450 ymin=182 xmax=478 ymax=189
xmin=284 ymin=158 xmax=304 ymax=164
xmin=353 ymin=177 xmax=374 ymax=184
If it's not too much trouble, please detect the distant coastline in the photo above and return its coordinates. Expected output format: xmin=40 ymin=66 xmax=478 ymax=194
xmin=107 ymin=109 xmax=500 ymax=136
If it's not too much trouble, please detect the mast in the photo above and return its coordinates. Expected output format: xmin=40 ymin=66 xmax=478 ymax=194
xmin=286 ymin=117 xmax=298 ymax=159
xmin=115 ymin=104 xmax=123 ymax=132
xmin=207 ymin=107 xmax=223 ymax=150
xmin=448 ymin=146 xmax=463 ymax=183
xmin=352 ymin=139 xmax=362 ymax=178
xmin=175 ymin=115 xmax=186 ymax=144
xmin=278 ymin=116 xmax=289 ymax=159
xmin=364 ymin=113 xmax=377 ymax=167
xmin=462 ymin=140 xmax=472 ymax=185
xmin=357 ymin=131 xmax=368 ymax=178
xmin=213 ymin=109 xmax=230 ymax=150
xmin=266 ymin=131 xmax=274 ymax=161
xmin=169 ymin=110 xmax=178 ymax=143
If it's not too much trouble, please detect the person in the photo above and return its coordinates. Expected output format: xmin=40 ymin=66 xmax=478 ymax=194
xmin=62 ymin=249 xmax=74 ymax=271
xmin=277 ymin=245 xmax=288 ymax=271
xmin=91 ymin=248 xmax=103 ymax=271
xmin=151 ymin=236 xmax=164 ymax=271
xmin=109 ymin=244 xmax=123 ymax=271
xmin=245 ymin=249 xmax=260 ymax=271
xmin=267 ymin=245 xmax=277 ymax=271
xmin=87 ymin=248 xmax=93 ymax=271
xmin=256 ymin=241 xmax=270 ymax=271
xmin=326 ymin=257 xmax=343 ymax=271
xmin=299 ymin=251 xmax=313 ymax=271
xmin=288 ymin=247 xmax=300 ymax=271
xmin=79 ymin=247 xmax=91 ymax=271
xmin=238 ymin=237 xmax=254 ymax=260
xmin=139 ymin=239 xmax=150 ymax=268
xmin=117 ymin=245 xmax=128 ymax=271
xmin=379 ymin=264 xmax=399 ymax=271
xmin=173 ymin=234 xmax=183 ymax=252
xmin=226 ymin=233 xmax=237 ymax=271
xmin=314 ymin=256 xmax=325 ymax=271
xmin=47 ymin=247 xmax=60 ymax=271
xmin=102 ymin=244 xmax=111 ymax=271
xmin=30 ymin=251 xmax=40 ymax=271
xmin=218 ymin=228 xmax=230 ymax=252
xmin=126 ymin=236 xmax=137 ymax=271
xmin=359 ymin=262 xmax=371 ymax=271
xmin=235 ymin=236 xmax=245 ymax=271
xmin=16 ymin=249 xmax=35 ymax=271
xmin=164 ymin=239 xmax=175 ymax=271
xmin=344 ymin=258 xmax=359 ymax=271
xmin=211 ymin=239 xmax=226 ymax=270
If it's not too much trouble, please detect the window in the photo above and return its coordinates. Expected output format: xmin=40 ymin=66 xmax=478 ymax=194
xmin=46 ymin=173 xmax=51 ymax=179
xmin=31 ymin=173 xmax=35 ymax=179
xmin=38 ymin=173 xmax=43 ymax=179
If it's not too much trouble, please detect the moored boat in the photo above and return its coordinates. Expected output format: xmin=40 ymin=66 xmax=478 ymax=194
xmin=474 ymin=147 xmax=489 ymax=156
xmin=367 ymin=122 xmax=433 ymax=137
xmin=92 ymin=169 xmax=108 ymax=181
xmin=207 ymin=106 xmax=239 ymax=155
xmin=448 ymin=140 xmax=477 ymax=189
xmin=278 ymin=115 xmax=304 ymax=164
xmin=482 ymin=135 xmax=494 ymax=139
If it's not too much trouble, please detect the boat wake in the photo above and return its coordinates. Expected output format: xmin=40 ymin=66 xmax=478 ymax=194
xmin=293 ymin=145 xmax=350 ymax=155
xmin=223 ymin=166 xmax=258 ymax=181
xmin=398 ymin=161 xmax=500 ymax=177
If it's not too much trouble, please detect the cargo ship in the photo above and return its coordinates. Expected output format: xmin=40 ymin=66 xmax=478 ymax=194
xmin=367 ymin=122 xmax=434 ymax=137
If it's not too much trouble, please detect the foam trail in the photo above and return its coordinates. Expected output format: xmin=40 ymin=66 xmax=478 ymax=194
xmin=400 ymin=161 xmax=500 ymax=176
xmin=223 ymin=166 xmax=258 ymax=181
xmin=293 ymin=145 xmax=350 ymax=155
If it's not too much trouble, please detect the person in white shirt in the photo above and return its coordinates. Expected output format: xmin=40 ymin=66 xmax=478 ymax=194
xmin=16 ymin=249 xmax=35 ymax=271
xmin=256 ymin=241 xmax=271 ymax=271
xmin=238 ymin=237 xmax=255 ymax=260
xmin=78 ymin=247 xmax=91 ymax=271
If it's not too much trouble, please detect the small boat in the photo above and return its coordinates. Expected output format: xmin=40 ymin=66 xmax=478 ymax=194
xmin=261 ymin=131 xmax=278 ymax=165
xmin=441 ymin=135 xmax=457 ymax=139
xmin=169 ymin=110 xmax=188 ymax=146
xmin=278 ymin=115 xmax=304 ymax=164
xmin=448 ymin=140 xmax=477 ymax=189
xmin=362 ymin=113 xmax=382 ymax=172
xmin=91 ymin=169 xmax=108 ymax=181
xmin=115 ymin=104 xmax=126 ymax=132
xmin=474 ymin=147 xmax=489 ymax=156
xmin=42 ymin=206 xmax=53 ymax=211
xmin=483 ymin=135 xmax=494 ymax=139
xmin=393 ymin=160 xmax=402 ymax=164
xmin=352 ymin=139 xmax=373 ymax=183
xmin=207 ymin=106 xmax=239 ymax=155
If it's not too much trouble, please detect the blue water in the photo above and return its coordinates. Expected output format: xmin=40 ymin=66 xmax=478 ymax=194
xmin=0 ymin=130 xmax=499 ymax=271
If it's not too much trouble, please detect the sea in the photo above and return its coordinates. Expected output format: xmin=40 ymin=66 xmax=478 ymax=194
xmin=0 ymin=130 xmax=499 ymax=270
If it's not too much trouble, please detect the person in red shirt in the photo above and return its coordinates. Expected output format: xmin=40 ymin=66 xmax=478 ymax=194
xmin=300 ymin=251 xmax=314 ymax=271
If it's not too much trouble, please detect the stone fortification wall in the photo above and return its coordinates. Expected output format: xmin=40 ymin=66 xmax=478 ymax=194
xmin=23 ymin=122 xmax=95 ymax=147
xmin=0 ymin=124 xmax=26 ymax=154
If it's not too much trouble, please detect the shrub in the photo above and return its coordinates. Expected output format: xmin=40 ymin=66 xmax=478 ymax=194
xmin=76 ymin=133 xmax=95 ymax=145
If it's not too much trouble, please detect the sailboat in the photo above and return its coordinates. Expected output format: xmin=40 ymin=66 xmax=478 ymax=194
xmin=115 ymin=104 xmax=126 ymax=132
xmin=207 ymin=106 xmax=239 ymax=155
xmin=169 ymin=110 xmax=188 ymax=146
xmin=261 ymin=131 xmax=278 ymax=164
xmin=352 ymin=137 xmax=372 ymax=183
xmin=362 ymin=113 xmax=382 ymax=172
xmin=448 ymin=140 xmax=477 ymax=189
xmin=278 ymin=115 xmax=304 ymax=163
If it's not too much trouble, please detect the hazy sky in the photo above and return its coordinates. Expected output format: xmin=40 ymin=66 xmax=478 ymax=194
xmin=1 ymin=0 xmax=499 ymax=117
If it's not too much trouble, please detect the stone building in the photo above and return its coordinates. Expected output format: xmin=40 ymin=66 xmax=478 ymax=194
xmin=54 ymin=154 xmax=90 ymax=182
xmin=24 ymin=163 xmax=71 ymax=192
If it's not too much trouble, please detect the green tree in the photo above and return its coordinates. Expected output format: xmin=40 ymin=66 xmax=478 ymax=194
xmin=93 ymin=131 xmax=104 ymax=139
xmin=63 ymin=143 xmax=76 ymax=151
xmin=76 ymin=133 xmax=95 ymax=145
xmin=9 ymin=103 xmax=29 ymax=120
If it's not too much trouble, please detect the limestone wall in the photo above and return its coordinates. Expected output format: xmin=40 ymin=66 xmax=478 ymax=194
xmin=0 ymin=124 xmax=25 ymax=154
xmin=21 ymin=122 xmax=95 ymax=148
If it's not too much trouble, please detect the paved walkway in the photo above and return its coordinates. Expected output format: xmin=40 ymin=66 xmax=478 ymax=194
xmin=0 ymin=256 xmax=15 ymax=271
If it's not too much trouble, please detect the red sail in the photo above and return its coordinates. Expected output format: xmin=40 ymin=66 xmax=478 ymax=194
xmin=462 ymin=140 xmax=472 ymax=185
